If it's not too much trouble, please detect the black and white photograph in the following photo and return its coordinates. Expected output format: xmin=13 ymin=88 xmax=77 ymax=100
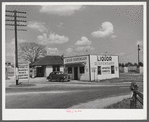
xmin=2 ymin=2 xmax=147 ymax=120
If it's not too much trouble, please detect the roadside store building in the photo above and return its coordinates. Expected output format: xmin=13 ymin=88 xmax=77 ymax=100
xmin=31 ymin=54 xmax=119 ymax=81
xmin=31 ymin=55 xmax=63 ymax=77
xmin=64 ymin=55 xmax=119 ymax=81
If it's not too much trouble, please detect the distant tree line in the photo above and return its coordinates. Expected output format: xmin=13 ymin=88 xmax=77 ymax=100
xmin=119 ymin=62 xmax=143 ymax=67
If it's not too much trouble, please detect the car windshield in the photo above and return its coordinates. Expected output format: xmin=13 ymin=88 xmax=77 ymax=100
xmin=50 ymin=71 xmax=64 ymax=75
xmin=57 ymin=71 xmax=64 ymax=74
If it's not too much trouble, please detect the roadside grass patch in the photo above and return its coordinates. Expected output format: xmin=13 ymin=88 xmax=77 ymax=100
xmin=100 ymin=73 xmax=143 ymax=83
xmin=105 ymin=98 xmax=143 ymax=109
xmin=9 ymin=83 xmax=36 ymax=87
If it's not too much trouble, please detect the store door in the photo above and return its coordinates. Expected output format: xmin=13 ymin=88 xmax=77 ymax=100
xmin=74 ymin=67 xmax=78 ymax=80
xmin=36 ymin=66 xmax=44 ymax=77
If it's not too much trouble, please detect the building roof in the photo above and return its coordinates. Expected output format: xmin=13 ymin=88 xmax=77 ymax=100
xmin=31 ymin=55 xmax=63 ymax=66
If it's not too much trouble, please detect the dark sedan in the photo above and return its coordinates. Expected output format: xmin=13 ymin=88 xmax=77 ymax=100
xmin=47 ymin=71 xmax=71 ymax=82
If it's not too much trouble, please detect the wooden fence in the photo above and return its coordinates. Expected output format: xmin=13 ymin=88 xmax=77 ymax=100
xmin=130 ymin=82 xmax=143 ymax=108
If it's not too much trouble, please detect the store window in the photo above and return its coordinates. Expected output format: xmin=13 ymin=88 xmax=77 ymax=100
xmin=98 ymin=66 xmax=101 ymax=75
xmin=111 ymin=66 xmax=115 ymax=74
xmin=80 ymin=66 xmax=85 ymax=74
xmin=68 ymin=67 xmax=72 ymax=74
xmin=53 ymin=66 xmax=60 ymax=72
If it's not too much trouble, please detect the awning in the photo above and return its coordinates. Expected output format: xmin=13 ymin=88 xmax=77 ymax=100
xmin=64 ymin=62 xmax=86 ymax=67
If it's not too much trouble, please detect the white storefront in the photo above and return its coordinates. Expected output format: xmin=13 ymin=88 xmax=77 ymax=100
xmin=64 ymin=55 xmax=119 ymax=81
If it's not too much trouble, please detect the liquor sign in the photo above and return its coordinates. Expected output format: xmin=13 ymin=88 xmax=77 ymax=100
xmin=18 ymin=63 xmax=29 ymax=80
xmin=95 ymin=55 xmax=118 ymax=66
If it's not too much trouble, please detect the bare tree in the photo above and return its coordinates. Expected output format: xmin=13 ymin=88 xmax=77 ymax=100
xmin=18 ymin=42 xmax=47 ymax=63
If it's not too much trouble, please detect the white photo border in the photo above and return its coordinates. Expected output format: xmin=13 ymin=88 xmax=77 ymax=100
xmin=2 ymin=2 xmax=147 ymax=120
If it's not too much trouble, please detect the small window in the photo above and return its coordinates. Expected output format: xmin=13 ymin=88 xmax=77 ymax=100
xmin=68 ymin=67 xmax=72 ymax=74
xmin=111 ymin=66 xmax=115 ymax=74
xmin=53 ymin=66 xmax=60 ymax=72
xmin=80 ymin=67 xmax=85 ymax=74
xmin=98 ymin=66 xmax=101 ymax=75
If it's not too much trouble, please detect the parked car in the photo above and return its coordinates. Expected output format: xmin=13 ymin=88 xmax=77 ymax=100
xmin=47 ymin=71 xmax=71 ymax=82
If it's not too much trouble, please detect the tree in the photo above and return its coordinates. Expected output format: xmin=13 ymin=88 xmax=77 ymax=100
xmin=124 ymin=63 xmax=128 ymax=67
xmin=18 ymin=42 xmax=47 ymax=63
xmin=119 ymin=63 xmax=122 ymax=67
xmin=121 ymin=63 xmax=124 ymax=67
xmin=127 ymin=62 xmax=133 ymax=66
xmin=134 ymin=63 xmax=138 ymax=66
xmin=139 ymin=62 xmax=143 ymax=67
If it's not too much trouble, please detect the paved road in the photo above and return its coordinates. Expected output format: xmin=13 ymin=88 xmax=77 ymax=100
xmin=5 ymin=81 xmax=143 ymax=108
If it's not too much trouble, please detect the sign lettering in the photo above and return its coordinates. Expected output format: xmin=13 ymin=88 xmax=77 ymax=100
xmin=98 ymin=56 xmax=112 ymax=61
xmin=18 ymin=63 xmax=29 ymax=80
xmin=101 ymin=66 xmax=111 ymax=74
xmin=64 ymin=56 xmax=87 ymax=64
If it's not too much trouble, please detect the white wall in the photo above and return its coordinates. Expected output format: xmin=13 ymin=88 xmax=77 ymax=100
xmin=78 ymin=56 xmax=90 ymax=81
xmin=124 ymin=67 xmax=128 ymax=73
xmin=90 ymin=55 xmax=119 ymax=81
xmin=90 ymin=55 xmax=98 ymax=81
xmin=64 ymin=55 xmax=90 ymax=81
xmin=60 ymin=66 xmax=64 ymax=72
xmin=46 ymin=66 xmax=64 ymax=77
xmin=139 ymin=66 xmax=143 ymax=74
xmin=45 ymin=66 xmax=52 ymax=77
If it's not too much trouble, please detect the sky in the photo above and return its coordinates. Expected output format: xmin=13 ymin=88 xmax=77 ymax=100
xmin=4 ymin=3 xmax=144 ymax=64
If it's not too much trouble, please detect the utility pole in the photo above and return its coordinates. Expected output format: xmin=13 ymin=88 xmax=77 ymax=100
xmin=6 ymin=10 xmax=27 ymax=85
xmin=138 ymin=44 xmax=140 ymax=67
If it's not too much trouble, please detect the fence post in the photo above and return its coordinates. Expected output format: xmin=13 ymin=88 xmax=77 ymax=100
xmin=133 ymin=92 xmax=137 ymax=108
xmin=130 ymin=97 xmax=134 ymax=108
xmin=130 ymin=82 xmax=138 ymax=108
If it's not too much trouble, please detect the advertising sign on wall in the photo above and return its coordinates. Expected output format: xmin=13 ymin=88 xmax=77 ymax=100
xmin=101 ymin=66 xmax=111 ymax=74
xmin=64 ymin=56 xmax=88 ymax=64
xmin=94 ymin=55 xmax=118 ymax=66
xmin=18 ymin=63 xmax=29 ymax=80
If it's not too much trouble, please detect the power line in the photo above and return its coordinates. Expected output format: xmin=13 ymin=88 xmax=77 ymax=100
xmin=6 ymin=10 xmax=27 ymax=85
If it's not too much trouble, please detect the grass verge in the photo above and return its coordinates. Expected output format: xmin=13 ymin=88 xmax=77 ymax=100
xmin=9 ymin=83 xmax=36 ymax=87
xmin=105 ymin=98 xmax=143 ymax=109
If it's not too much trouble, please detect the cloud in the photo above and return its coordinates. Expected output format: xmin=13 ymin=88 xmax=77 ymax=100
xmin=75 ymin=46 xmax=94 ymax=52
xmin=27 ymin=21 xmax=48 ymax=33
xmin=56 ymin=22 xmax=64 ymax=28
xmin=66 ymin=48 xmax=73 ymax=53
xmin=6 ymin=39 xmax=26 ymax=56
xmin=37 ymin=33 xmax=48 ymax=43
xmin=40 ymin=5 xmax=84 ymax=16
xmin=11 ymin=38 xmax=26 ymax=43
xmin=111 ymin=35 xmax=117 ymax=38
xmin=47 ymin=48 xmax=58 ymax=55
xmin=65 ymin=45 xmax=94 ymax=56
xmin=49 ymin=33 xmax=69 ymax=44
xmin=91 ymin=22 xmax=115 ymax=38
xmin=37 ymin=33 xmax=69 ymax=44
xmin=75 ymin=36 xmax=91 ymax=46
